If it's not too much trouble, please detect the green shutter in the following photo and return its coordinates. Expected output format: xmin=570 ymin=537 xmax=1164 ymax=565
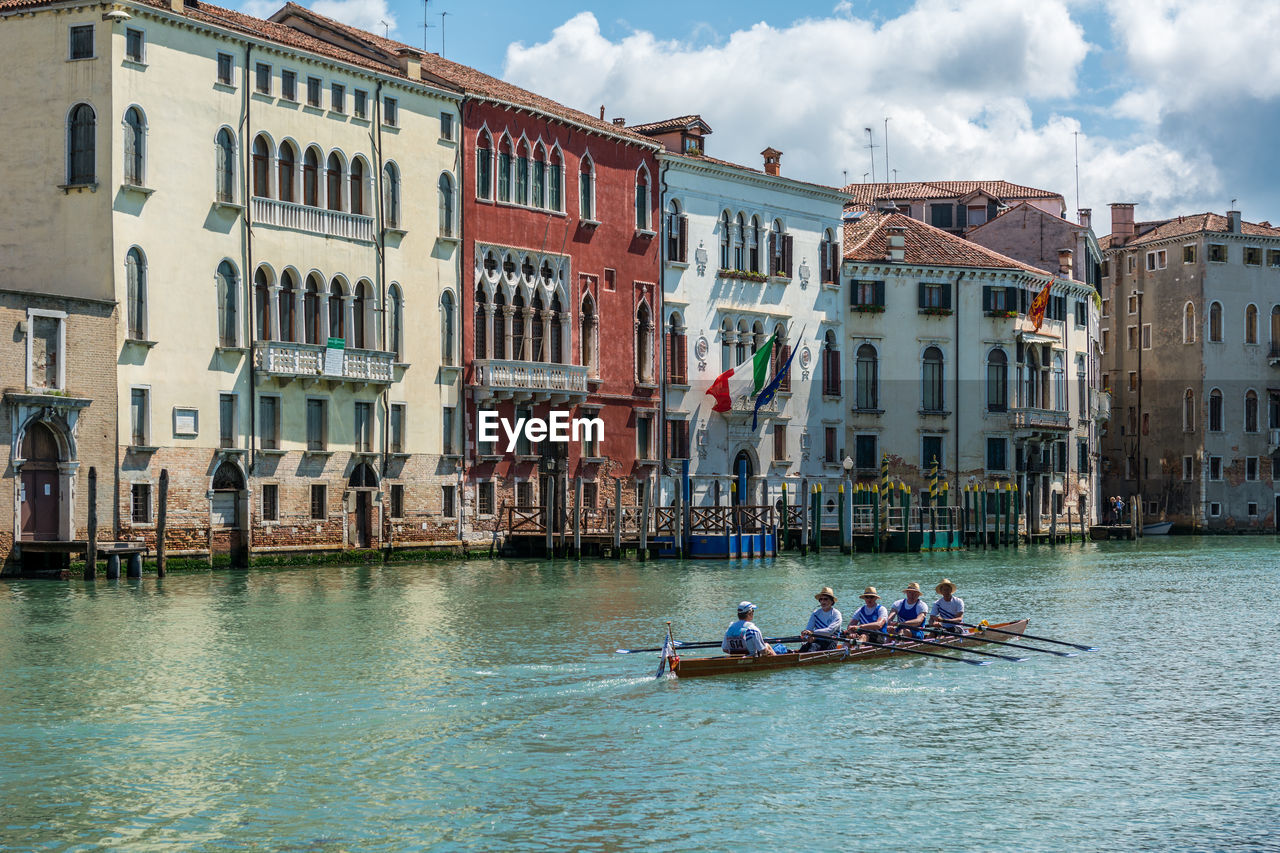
xmin=918 ymin=281 xmax=927 ymax=308
xmin=941 ymin=281 xmax=952 ymax=309
xmin=1006 ymin=287 xmax=1018 ymax=311
xmin=875 ymin=281 xmax=885 ymax=306
xmin=956 ymin=204 xmax=967 ymax=229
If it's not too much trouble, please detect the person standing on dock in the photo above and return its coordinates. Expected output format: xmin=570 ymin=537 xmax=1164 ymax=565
xmin=930 ymin=579 xmax=964 ymax=635
xmin=889 ymin=583 xmax=929 ymax=638
xmin=723 ymin=602 xmax=777 ymax=657
xmin=847 ymin=587 xmax=889 ymax=644
xmin=799 ymin=587 xmax=843 ymax=651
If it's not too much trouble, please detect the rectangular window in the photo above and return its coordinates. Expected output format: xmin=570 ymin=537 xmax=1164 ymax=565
xmin=306 ymin=76 xmax=322 ymax=107
xmin=261 ymin=484 xmax=278 ymax=522
xmin=918 ymin=282 xmax=947 ymax=309
xmin=1074 ymin=300 xmax=1087 ymax=328
xmin=1128 ymin=371 xmax=1137 ymax=392
xmin=603 ymin=268 xmax=616 ymax=292
xmin=69 ymin=24 xmax=94 ymax=59
xmin=281 ymin=70 xmax=297 ymax=101
xmin=824 ymin=426 xmax=838 ymax=464
xmin=1054 ymin=440 xmax=1068 ymax=473
xmin=515 ymin=481 xmax=533 ymax=509
xmin=667 ymin=419 xmax=689 ymax=459
xmin=514 ymin=407 xmax=532 ymax=457
xmin=390 ymin=483 xmax=404 ymax=518
xmin=383 ymin=96 xmax=398 ymax=126
xmin=1248 ymin=502 xmax=1259 ymax=517
xmin=28 ymin=314 xmax=63 ymax=391
xmin=306 ymin=398 xmax=327 ymax=451
xmin=330 ymin=82 xmax=345 ymax=113
xmin=854 ymin=434 xmax=876 ymax=470
xmin=131 ymin=483 xmax=151 ymax=523
xmin=1209 ymin=456 xmax=1223 ymax=480
xmin=921 ymin=436 xmax=943 ymax=471
xmin=1244 ymin=247 xmax=1261 ymax=266
xmin=259 ymin=396 xmax=279 ymax=450
xmin=1208 ymin=244 xmax=1226 ymax=263
xmin=1246 ymin=457 xmax=1259 ymax=481
xmin=1146 ymin=250 xmax=1167 ymax=271
xmin=1101 ymin=260 xmax=1110 ymax=278
xmin=1182 ymin=456 xmax=1193 ymax=481
xmin=1101 ymin=299 xmax=1110 ymax=318
xmin=1209 ymin=502 xmax=1221 ymax=517
xmin=929 ymin=204 xmax=954 ymax=229
xmin=1127 ymin=255 xmax=1136 ymax=274
xmin=390 ymin=403 xmax=406 ymax=454
xmin=1077 ymin=439 xmax=1089 ymax=475
xmin=1127 ymin=326 xmax=1138 ymax=350
xmin=582 ymin=482 xmax=598 ymax=510
xmin=353 ymin=89 xmax=367 ymax=119
xmin=773 ymin=424 xmax=787 ymax=462
xmin=442 ymin=406 xmax=456 ymax=455
xmin=986 ymin=437 xmax=1007 ymax=471
xmin=130 ymin=387 xmax=149 ymax=446
xmin=219 ymin=393 xmax=236 ymax=448
xmin=852 ymin=280 xmax=886 ymax=308
xmin=441 ymin=112 xmax=454 ymax=140
xmin=125 ymin=28 xmax=144 ymax=62
xmin=1268 ymin=250 xmax=1280 ymax=268
xmin=354 ymin=401 xmax=372 ymax=452
xmin=478 ymin=482 xmax=494 ymax=516
xmin=1128 ymin=294 xmax=1139 ymax=315
xmin=255 ymin=62 xmax=271 ymax=94
xmin=442 ymin=485 xmax=456 ymax=518
xmin=216 ymin=52 xmax=233 ymax=85
xmin=1183 ymin=245 xmax=1196 ymax=264
xmin=310 ymin=484 xmax=327 ymax=520
xmin=636 ymin=415 xmax=653 ymax=460
xmin=582 ymin=425 xmax=600 ymax=459
xmin=1100 ymin=329 xmax=1109 ymax=354
xmin=1141 ymin=324 xmax=1152 ymax=349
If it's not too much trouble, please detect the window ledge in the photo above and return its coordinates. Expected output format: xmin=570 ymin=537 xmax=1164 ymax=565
xmin=822 ymin=394 xmax=841 ymax=402
xmin=667 ymin=382 xmax=691 ymax=391
xmin=381 ymin=123 xmax=399 ymax=131
xmin=919 ymin=309 xmax=954 ymax=317
xmin=851 ymin=305 xmax=886 ymax=314
xmin=635 ymin=382 xmax=659 ymax=391
xmin=437 ymin=234 xmax=460 ymax=244
xmin=635 ymin=228 xmax=657 ymax=239
xmin=58 ymin=182 xmax=99 ymax=194
xmin=439 ymin=364 xmax=463 ymax=376
xmin=214 ymin=200 xmax=245 ymax=213
xmin=122 ymin=59 xmax=148 ymax=71
xmin=258 ymin=448 xmax=288 ymax=456
xmin=820 ymin=280 xmax=840 ymax=290
xmin=67 ymin=55 xmax=97 ymax=63
xmin=216 ymin=345 xmax=247 ymax=354
xmin=441 ymin=453 xmax=462 ymax=461
xmin=666 ymin=260 xmax=690 ymax=269
xmin=853 ymin=408 xmax=884 ymax=416
xmin=478 ymin=454 xmax=503 ymax=462
xmin=216 ymin=447 xmax=246 ymax=456
xmin=125 ymin=337 xmax=158 ymax=349
xmin=581 ymin=456 xmax=607 ymax=464
xmin=328 ymin=110 xmax=347 ymax=119
xmin=438 ymin=136 xmax=457 ymax=146
xmin=304 ymin=449 xmax=334 ymax=457
xmin=514 ymin=454 xmax=540 ymax=464
xmin=389 ymin=452 xmax=411 ymax=460
xmin=636 ymin=458 xmax=659 ymax=466
xmin=770 ymin=459 xmax=790 ymax=468
xmin=128 ymin=445 xmax=158 ymax=454
xmin=769 ymin=275 xmax=792 ymax=284
xmin=385 ymin=227 xmax=408 ymax=238
xmin=303 ymin=104 xmax=324 ymax=114
xmin=213 ymin=82 xmax=237 ymax=94
xmin=919 ymin=409 xmax=951 ymax=417
xmin=580 ymin=219 xmax=601 ymax=228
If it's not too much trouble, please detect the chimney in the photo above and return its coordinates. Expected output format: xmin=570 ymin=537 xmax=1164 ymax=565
xmin=1057 ymin=248 xmax=1074 ymax=278
xmin=886 ymin=225 xmax=906 ymax=262
xmin=168 ymin=0 xmax=184 ymax=12
xmin=1077 ymin=208 xmax=1091 ymax=229
xmin=761 ymin=147 xmax=782 ymax=177
xmin=394 ymin=47 xmax=423 ymax=81
xmin=612 ymin=117 xmax=626 ymax=127
xmin=1228 ymin=210 xmax=1242 ymax=233
xmin=1109 ymin=203 xmax=1136 ymax=245
xmin=599 ymin=106 xmax=605 ymax=120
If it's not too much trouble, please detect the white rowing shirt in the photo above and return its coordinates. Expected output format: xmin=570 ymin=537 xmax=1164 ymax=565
xmin=933 ymin=596 xmax=965 ymax=621
xmin=805 ymin=606 xmax=843 ymax=638
xmin=723 ymin=619 xmax=767 ymax=655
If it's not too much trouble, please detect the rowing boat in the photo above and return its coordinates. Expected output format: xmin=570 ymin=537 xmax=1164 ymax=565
xmin=668 ymin=620 xmax=1029 ymax=678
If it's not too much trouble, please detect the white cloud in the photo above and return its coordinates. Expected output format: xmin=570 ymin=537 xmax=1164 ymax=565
xmin=501 ymin=2 xmax=1229 ymax=222
xmin=239 ymin=0 xmax=398 ymax=36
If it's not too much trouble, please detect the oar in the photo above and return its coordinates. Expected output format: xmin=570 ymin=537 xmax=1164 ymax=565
xmin=850 ymin=638 xmax=990 ymax=667
xmin=617 ymin=635 xmax=806 ymax=654
xmin=960 ymin=620 xmax=1098 ymax=652
xmin=859 ymin=629 xmax=1026 ymax=663
xmin=917 ymin=625 xmax=1077 ymax=657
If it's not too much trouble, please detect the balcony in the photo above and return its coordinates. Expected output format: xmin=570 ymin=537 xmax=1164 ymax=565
xmin=252 ymin=197 xmax=375 ymax=242
xmin=1269 ymin=345 xmax=1280 ymax=366
xmin=1091 ymin=389 xmax=1111 ymax=422
xmin=253 ymin=341 xmax=395 ymax=385
xmin=1269 ymin=428 xmax=1280 ymax=454
xmin=472 ymin=359 xmax=589 ymax=403
xmin=1010 ymin=406 xmax=1072 ymax=431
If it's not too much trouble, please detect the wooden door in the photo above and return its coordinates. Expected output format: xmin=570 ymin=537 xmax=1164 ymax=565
xmin=355 ymin=491 xmax=371 ymax=547
xmin=21 ymin=470 xmax=59 ymax=541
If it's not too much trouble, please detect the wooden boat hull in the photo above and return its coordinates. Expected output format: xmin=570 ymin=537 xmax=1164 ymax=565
xmin=670 ymin=620 xmax=1029 ymax=678
xmin=1142 ymin=521 xmax=1172 ymax=535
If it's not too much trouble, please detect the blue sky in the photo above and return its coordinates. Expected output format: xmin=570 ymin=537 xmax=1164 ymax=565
xmin=255 ymin=0 xmax=1280 ymax=227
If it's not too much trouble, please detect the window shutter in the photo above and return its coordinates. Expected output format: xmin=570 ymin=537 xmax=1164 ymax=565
xmin=874 ymin=280 xmax=885 ymax=306
xmin=940 ymin=281 xmax=952 ymax=309
xmin=678 ymin=215 xmax=688 ymax=262
xmin=918 ymin=281 xmax=927 ymax=308
xmin=955 ymin=204 xmax=967 ymax=229
xmin=982 ymin=286 xmax=993 ymax=312
xmin=784 ymin=235 xmax=793 ymax=277
xmin=988 ymin=200 xmax=999 ymax=221
xmin=1006 ymin=286 xmax=1018 ymax=311
xmin=767 ymin=232 xmax=776 ymax=275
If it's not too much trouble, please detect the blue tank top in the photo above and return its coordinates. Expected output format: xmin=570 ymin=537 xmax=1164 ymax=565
xmin=896 ymin=599 xmax=924 ymax=622
xmin=856 ymin=604 xmax=885 ymax=625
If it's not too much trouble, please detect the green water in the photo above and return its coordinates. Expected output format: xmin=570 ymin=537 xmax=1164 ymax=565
xmin=1 ymin=539 xmax=1277 ymax=851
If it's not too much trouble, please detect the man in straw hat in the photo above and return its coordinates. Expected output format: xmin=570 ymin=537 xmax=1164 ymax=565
xmin=722 ymin=601 xmax=777 ymax=657
xmin=799 ymin=587 xmax=843 ymax=652
xmin=845 ymin=587 xmax=889 ymax=644
xmin=929 ymin=579 xmax=965 ymax=635
xmin=888 ymin=582 xmax=930 ymax=639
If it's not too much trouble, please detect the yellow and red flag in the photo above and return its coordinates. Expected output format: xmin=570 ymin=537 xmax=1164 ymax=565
xmin=1028 ymin=279 xmax=1053 ymax=331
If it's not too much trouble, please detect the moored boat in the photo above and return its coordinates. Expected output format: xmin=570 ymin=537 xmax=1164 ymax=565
xmin=1142 ymin=521 xmax=1173 ymax=535
xmin=669 ymin=620 xmax=1029 ymax=678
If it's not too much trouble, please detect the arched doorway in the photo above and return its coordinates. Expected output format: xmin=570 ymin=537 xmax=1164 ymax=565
xmin=211 ymin=460 xmax=246 ymax=565
xmin=731 ymin=449 xmax=754 ymax=506
xmin=20 ymin=423 xmax=61 ymax=541
xmin=348 ymin=462 xmax=378 ymax=548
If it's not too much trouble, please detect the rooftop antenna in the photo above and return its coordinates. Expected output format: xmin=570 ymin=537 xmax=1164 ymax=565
xmin=864 ymin=127 xmax=878 ymax=183
xmin=892 ymin=169 xmax=898 ymax=181
xmin=379 ymin=19 xmax=389 ymax=37
xmin=863 ymin=172 xmax=869 ymax=182
xmin=884 ymin=117 xmax=890 ymax=183
xmin=422 ymin=0 xmax=433 ymax=51
xmin=440 ymin=11 xmax=449 ymax=58
xmin=1230 ymin=197 xmax=1237 ymax=210
xmin=842 ymin=169 xmax=848 ymax=185
xmin=1073 ymin=131 xmax=1080 ymax=216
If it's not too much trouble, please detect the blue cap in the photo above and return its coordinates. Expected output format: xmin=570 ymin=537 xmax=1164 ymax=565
xmin=737 ymin=601 xmax=757 ymax=616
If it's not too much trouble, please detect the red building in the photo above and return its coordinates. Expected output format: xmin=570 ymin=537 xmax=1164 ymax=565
xmin=419 ymin=59 xmax=663 ymax=528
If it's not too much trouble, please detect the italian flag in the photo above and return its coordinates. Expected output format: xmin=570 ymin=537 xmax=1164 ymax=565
xmin=707 ymin=335 xmax=775 ymax=413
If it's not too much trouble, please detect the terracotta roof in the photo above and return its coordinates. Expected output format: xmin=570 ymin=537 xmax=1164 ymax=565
xmin=841 ymin=179 xmax=1063 ymax=207
xmin=628 ymin=115 xmax=711 ymax=134
xmin=1103 ymin=213 xmax=1280 ymax=249
xmin=663 ymin=151 xmax=847 ymax=196
xmin=843 ymin=211 xmax=1050 ymax=276
xmin=969 ymin=201 xmax=1085 ymax=234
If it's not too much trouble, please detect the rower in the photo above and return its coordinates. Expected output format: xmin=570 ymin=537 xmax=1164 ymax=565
xmin=846 ymin=586 xmax=888 ymax=644
xmin=889 ymin=582 xmax=929 ymax=639
xmin=929 ymin=579 xmax=964 ymax=635
xmin=722 ymin=601 xmax=777 ymax=657
xmin=799 ymin=587 xmax=843 ymax=652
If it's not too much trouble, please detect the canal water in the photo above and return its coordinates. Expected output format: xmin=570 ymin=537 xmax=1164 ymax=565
xmin=1 ymin=539 xmax=1276 ymax=851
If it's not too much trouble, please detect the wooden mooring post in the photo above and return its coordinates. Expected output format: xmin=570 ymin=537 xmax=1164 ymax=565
xmin=84 ymin=467 xmax=97 ymax=581
xmin=638 ymin=479 xmax=650 ymax=561
xmin=572 ymin=476 xmax=582 ymax=560
xmin=156 ymin=469 xmax=169 ymax=577
xmin=612 ymin=479 xmax=623 ymax=558
xmin=545 ymin=482 xmax=555 ymax=558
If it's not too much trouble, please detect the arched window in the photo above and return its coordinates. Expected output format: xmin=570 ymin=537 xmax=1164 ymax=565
xmin=476 ymin=131 xmax=492 ymax=199
xmin=579 ymin=154 xmax=594 ymax=220
xmin=770 ymin=219 xmax=789 ymax=277
xmin=986 ymin=348 xmax=1008 ymax=412
xmin=822 ymin=330 xmax=840 ymax=396
xmin=382 ymin=162 xmax=400 ymax=228
xmin=1245 ymin=390 xmax=1259 ymax=433
xmin=856 ymin=343 xmax=879 ymax=410
xmin=733 ymin=213 xmax=746 ymax=270
xmin=302 ymin=146 xmax=321 ymax=207
xmin=511 ymin=290 xmax=526 ymax=359
xmin=530 ymin=292 xmax=544 ymax=361
xmin=720 ymin=212 xmax=732 ymax=270
xmin=749 ymin=216 xmax=762 ymax=273
xmin=1209 ymin=301 xmax=1223 ymax=342
xmin=125 ymin=248 xmax=146 ymax=339
xmin=582 ymin=295 xmax=598 ymax=376
xmin=819 ymin=228 xmax=839 ymax=284
xmin=277 ymin=141 xmax=297 ymax=203
xmin=304 ymin=274 xmax=322 ymax=344
xmin=1183 ymin=302 xmax=1196 ymax=343
xmin=666 ymin=199 xmax=687 ymax=263
xmin=549 ymin=292 xmax=564 ymax=364
xmin=1273 ymin=306 xmax=1280 ymax=352
xmin=497 ymin=136 xmax=513 ymax=203
xmin=217 ymin=261 xmax=238 ymax=347
xmin=434 ymin=291 xmax=453 ymax=366
xmin=389 ymin=283 xmax=404 ymax=361
xmin=736 ymin=319 xmax=748 ymax=364
xmin=349 ymin=157 xmax=366 ymax=215
xmin=772 ymin=322 xmax=791 ymax=392
xmin=1053 ymin=352 xmax=1066 ymax=411
xmin=666 ymin=311 xmax=686 ymax=384
xmin=67 ymin=103 xmax=96 ymax=185
xmin=352 ymin=280 xmax=369 ymax=349
xmin=328 ymin=279 xmax=346 ymax=343
xmin=216 ymin=128 xmax=236 ymax=202
xmin=278 ymin=270 xmax=298 ymax=342
xmin=1245 ymin=304 xmax=1258 ymax=344
xmin=254 ymin=267 xmax=272 ymax=341
xmin=1208 ymin=388 xmax=1223 ymax=432
xmin=515 ymin=139 xmax=530 ymax=205
xmin=548 ymin=147 xmax=563 ymax=212
xmin=474 ymin=289 xmax=488 ymax=359
xmin=635 ymin=166 xmax=650 ymax=230
xmin=532 ymin=143 xmax=546 ymax=208
xmin=325 ymin=152 xmax=343 ymax=211
xmin=636 ymin=301 xmax=653 ymax=383
xmin=438 ymin=172 xmax=455 ymax=237
xmin=1183 ymin=388 xmax=1195 ymax=432
xmin=751 ymin=320 xmax=765 ymax=354
xmin=491 ymin=289 xmax=507 ymax=359
xmin=123 ymin=107 xmax=145 ymax=187
xmin=252 ymin=134 xmax=271 ymax=198
xmin=1024 ymin=348 xmax=1041 ymax=409
xmin=721 ymin=318 xmax=733 ymax=371
xmin=922 ymin=346 xmax=944 ymax=412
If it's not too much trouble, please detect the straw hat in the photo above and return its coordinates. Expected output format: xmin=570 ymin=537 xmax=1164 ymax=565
xmin=814 ymin=586 xmax=838 ymax=603
xmin=903 ymin=582 xmax=923 ymax=595
xmin=936 ymin=578 xmax=956 ymax=595
xmin=859 ymin=586 xmax=880 ymax=600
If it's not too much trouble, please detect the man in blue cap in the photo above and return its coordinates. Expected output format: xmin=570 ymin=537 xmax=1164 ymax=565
xmin=722 ymin=601 xmax=777 ymax=657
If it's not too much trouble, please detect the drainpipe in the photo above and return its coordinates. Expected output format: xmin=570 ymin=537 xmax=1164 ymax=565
xmin=457 ymin=96 xmax=470 ymax=543
xmin=373 ymin=80 xmax=389 ymax=496
xmin=657 ymin=154 xmax=668 ymax=500
xmin=953 ymin=271 xmax=964 ymax=497
xmin=244 ymin=43 xmax=256 ymax=476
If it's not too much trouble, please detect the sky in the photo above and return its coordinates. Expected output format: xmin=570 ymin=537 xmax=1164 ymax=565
xmin=239 ymin=0 xmax=1280 ymax=228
